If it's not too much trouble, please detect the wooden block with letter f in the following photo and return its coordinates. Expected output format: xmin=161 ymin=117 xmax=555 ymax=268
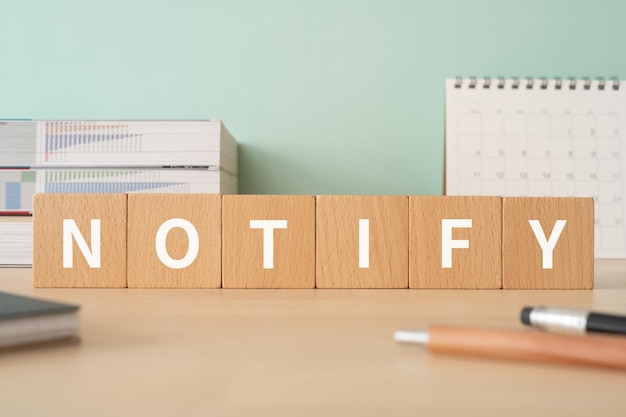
xmin=127 ymin=194 xmax=221 ymax=288
xmin=316 ymin=195 xmax=408 ymax=288
xmin=222 ymin=195 xmax=315 ymax=288
xmin=409 ymin=196 xmax=502 ymax=289
xmin=502 ymin=197 xmax=594 ymax=289
xmin=33 ymin=194 xmax=127 ymax=288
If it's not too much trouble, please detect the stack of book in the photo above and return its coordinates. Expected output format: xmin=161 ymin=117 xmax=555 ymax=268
xmin=0 ymin=119 xmax=238 ymax=214
xmin=0 ymin=119 xmax=238 ymax=265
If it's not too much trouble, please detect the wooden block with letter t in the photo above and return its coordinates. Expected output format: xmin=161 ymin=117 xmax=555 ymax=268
xmin=409 ymin=196 xmax=502 ymax=289
xmin=32 ymin=194 xmax=127 ymax=288
xmin=127 ymin=194 xmax=221 ymax=288
xmin=316 ymin=195 xmax=408 ymax=288
xmin=222 ymin=195 xmax=315 ymax=288
xmin=502 ymin=197 xmax=594 ymax=289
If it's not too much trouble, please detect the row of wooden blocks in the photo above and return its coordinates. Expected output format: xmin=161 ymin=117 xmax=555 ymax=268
xmin=32 ymin=194 xmax=594 ymax=289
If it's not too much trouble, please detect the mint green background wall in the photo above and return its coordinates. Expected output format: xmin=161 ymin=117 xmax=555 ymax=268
xmin=1 ymin=0 xmax=624 ymax=194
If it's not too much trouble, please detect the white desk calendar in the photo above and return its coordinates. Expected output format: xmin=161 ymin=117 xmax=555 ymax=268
xmin=445 ymin=77 xmax=625 ymax=258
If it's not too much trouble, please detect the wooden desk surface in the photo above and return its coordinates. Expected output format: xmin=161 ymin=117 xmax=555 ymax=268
xmin=1 ymin=262 xmax=626 ymax=416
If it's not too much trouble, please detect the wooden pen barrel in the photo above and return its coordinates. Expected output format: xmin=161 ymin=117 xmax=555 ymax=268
xmin=429 ymin=325 xmax=626 ymax=371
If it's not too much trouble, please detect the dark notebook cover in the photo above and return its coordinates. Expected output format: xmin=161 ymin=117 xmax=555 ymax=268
xmin=0 ymin=291 xmax=79 ymax=319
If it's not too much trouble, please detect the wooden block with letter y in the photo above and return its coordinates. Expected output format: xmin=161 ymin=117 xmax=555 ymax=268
xmin=502 ymin=197 xmax=594 ymax=289
xmin=222 ymin=195 xmax=315 ymax=288
xmin=409 ymin=196 xmax=502 ymax=289
xmin=33 ymin=194 xmax=127 ymax=288
xmin=127 ymin=194 xmax=221 ymax=288
xmin=316 ymin=195 xmax=408 ymax=288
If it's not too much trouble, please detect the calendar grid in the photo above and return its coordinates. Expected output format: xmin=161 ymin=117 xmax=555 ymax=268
xmin=446 ymin=78 xmax=626 ymax=258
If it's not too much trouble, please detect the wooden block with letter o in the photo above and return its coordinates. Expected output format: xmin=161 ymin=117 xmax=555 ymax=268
xmin=409 ymin=196 xmax=502 ymax=289
xmin=127 ymin=194 xmax=221 ymax=288
xmin=222 ymin=195 xmax=315 ymax=288
xmin=502 ymin=197 xmax=594 ymax=289
xmin=33 ymin=194 xmax=127 ymax=288
xmin=316 ymin=195 xmax=408 ymax=288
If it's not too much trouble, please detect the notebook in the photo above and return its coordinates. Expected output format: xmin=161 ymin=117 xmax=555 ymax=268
xmin=0 ymin=291 xmax=80 ymax=349
xmin=445 ymin=77 xmax=625 ymax=259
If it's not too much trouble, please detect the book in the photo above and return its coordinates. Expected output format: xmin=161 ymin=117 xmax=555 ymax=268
xmin=0 ymin=291 xmax=79 ymax=349
xmin=0 ymin=218 xmax=32 ymax=266
xmin=445 ymin=77 xmax=625 ymax=258
xmin=0 ymin=167 xmax=238 ymax=214
xmin=0 ymin=119 xmax=237 ymax=173
xmin=0 ymin=119 xmax=239 ymax=214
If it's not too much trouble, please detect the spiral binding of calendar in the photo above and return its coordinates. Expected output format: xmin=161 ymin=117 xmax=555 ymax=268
xmin=453 ymin=76 xmax=620 ymax=91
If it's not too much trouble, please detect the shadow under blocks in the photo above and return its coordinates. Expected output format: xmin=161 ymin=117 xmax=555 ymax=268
xmin=32 ymin=194 xmax=594 ymax=289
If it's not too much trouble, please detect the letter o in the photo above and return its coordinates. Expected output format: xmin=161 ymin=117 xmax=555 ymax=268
xmin=155 ymin=218 xmax=199 ymax=269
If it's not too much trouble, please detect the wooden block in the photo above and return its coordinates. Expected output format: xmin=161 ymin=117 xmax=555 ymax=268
xmin=222 ymin=195 xmax=315 ymax=288
xmin=316 ymin=195 xmax=408 ymax=288
xmin=502 ymin=197 xmax=594 ymax=289
xmin=127 ymin=194 xmax=221 ymax=288
xmin=33 ymin=194 xmax=127 ymax=288
xmin=409 ymin=196 xmax=502 ymax=289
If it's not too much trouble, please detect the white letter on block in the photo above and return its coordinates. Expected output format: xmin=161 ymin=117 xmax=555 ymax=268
xmin=250 ymin=220 xmax=288 ymax=269
xmin=529 ymin=220 xmax=567 ymax=269
xmin=63 ymin=219 xmax=101 ymax=268
xmin=155 ymin=218 xmax=200 ymax=269
xmin=441 ymin=219 xmax=472 ymax=268
xmin=359 ymin=219 xmax=369 ymax=268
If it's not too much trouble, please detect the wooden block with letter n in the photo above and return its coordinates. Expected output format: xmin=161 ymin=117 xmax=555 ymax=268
xmin=316 ymin=195 xmax=408 ymax=288
xmin=33 ymin=194 xmax=127 ymax=288
xmin=409 ymin=196 xmax=502 ymax=289
xmin=502 ymin=197 xmax=594 ymax=289
xmin=222 ymin=195 xmax=315 ymax=288
xmin=127 ymin=194 xmax=221 ymax=288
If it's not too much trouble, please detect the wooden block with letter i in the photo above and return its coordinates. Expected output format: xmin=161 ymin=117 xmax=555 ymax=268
xmin=502 ymin=197 xmax=594 ymax=289
xmin=127 ymin=194 xmax=221 ymax=288
xmin=33 ymin=194 xmax=127 ymax=288
xmin=316 ymin=195 xmax=408 ymax=288
xmin=409 ymin=196 xmax=502 ymax=289
xmin=222 ymin=195 xmax=315 ymax=288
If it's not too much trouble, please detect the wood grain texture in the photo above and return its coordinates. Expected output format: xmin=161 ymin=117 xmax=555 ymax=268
xmin=316 ymin=195 xmax=408 ymax=288
xmin=409 ymin=196 xmax=502 ymax=289
xmin=502 ymin=197 xmax=594 ymax=289
xmin=127 ymin=194 xmax=221 ymax=288
xmin=32 ymin=194 xmax=127 ymax=288
xmin=3 ymin=261 xmax=626 ymax=415
xmin=222 ymin=195 xmax=315 ymax=288
xmin=2 ymin=261 xmax=626 ymax=416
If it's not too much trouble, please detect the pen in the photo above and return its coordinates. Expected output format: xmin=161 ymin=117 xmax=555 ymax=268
xmin=394 ymin=325 xmax=626 ymax=370
xmin=521 ymin=306 xmax=626 ymax=335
